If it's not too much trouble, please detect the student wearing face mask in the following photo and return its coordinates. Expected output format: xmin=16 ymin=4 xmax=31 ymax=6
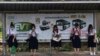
xmin=51 ymin=25 xmax=62 ymax=51
xmin=87 ymin=24 xmax=97 ymax=55
xmin=7 ymin=22 xmax=18 ymax=56
xmin=70 ymin=23 xmax=81 ymax=54
xmin=26 ymin=24 xmax=38 ymax=56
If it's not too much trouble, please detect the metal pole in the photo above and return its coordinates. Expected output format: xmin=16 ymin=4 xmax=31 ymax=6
xmin=50 ymin=39 xmax=52 ymax=56
xmin=93 ymin=11 xmax=98 ymax=53
xmin=2 ymin=13 xmax=6 ymax=56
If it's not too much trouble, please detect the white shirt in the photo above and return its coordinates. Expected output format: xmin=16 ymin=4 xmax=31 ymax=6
xmin=52 ymin=30 xmax=61 ymax=42
xmin=52 ymin=37 xmax=61 ymax=42
xmin=7 ymin=28 xmax=17 ymax=35
xmin=29 ymin=30 xmax=37 ymax=37
xmin=87 ymin=29 xmax=96 ymax=35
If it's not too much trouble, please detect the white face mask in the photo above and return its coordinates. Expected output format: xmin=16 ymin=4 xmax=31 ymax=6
xmin=57 ymin=26 xmax=62 ymax=30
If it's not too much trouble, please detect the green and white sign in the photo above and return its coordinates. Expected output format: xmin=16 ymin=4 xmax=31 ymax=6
xmin=15 ymin=22 xmax=32 ymax=31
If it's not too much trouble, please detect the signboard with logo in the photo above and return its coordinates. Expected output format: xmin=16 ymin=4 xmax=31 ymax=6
xmin=6 ymin=13 xmax=94 ymax=41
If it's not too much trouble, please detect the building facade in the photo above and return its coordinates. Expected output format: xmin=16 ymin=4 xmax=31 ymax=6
xmin=0 ymin=1 xmax=100 ymax=42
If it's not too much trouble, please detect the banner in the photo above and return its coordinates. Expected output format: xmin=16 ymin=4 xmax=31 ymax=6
xmin=6 ymin=13 xmax=93 ymax=41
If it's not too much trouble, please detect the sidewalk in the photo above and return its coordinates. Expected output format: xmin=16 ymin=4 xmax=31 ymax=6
xmin=1 ymin=51 xmax=100 ymax=56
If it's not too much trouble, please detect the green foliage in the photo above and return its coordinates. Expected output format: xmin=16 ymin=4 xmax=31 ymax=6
xmin=0 ymin=28 xmax=2 ymax=32
xmin=97 ymin=29 xmax=100 ymax=51
xmin=96 ymin=29 xmax=100 ymax=44
xmin=97 ymin=29 xmax=100 ymax=38
xmin=17 ymin=43 xmax=29 ymax=52
xmin=60 ymin=43 xmax=73 ymax=51
xmin=0 ymin=32 xmax=2 ymax=39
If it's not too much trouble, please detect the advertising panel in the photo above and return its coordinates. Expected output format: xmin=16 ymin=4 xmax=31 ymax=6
xmin=6 ymin=13 xmax=93 ymax=41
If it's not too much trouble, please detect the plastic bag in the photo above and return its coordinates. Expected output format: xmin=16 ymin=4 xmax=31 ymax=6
xmin=10 ymin=46 xmax=16 ymax=54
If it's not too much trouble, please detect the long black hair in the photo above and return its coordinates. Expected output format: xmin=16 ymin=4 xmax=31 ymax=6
xmin=31 ymin=24 xmax=36 ymax=29
xmin=88 ymin=24 xmax=93 ymax=33
xmin=74 ymin=23 xmax=79 ymax=28
xmin=53 ymin=25 xmax=58 ymax=33
xmin=10 ymin=22 xmax=15 ymax=28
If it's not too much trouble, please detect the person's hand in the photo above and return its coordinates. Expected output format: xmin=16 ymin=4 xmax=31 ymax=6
xmin=12 ymin=37 xmax=15 ymax=42
xmin=13 ymin=39 xmax=14 ymax=42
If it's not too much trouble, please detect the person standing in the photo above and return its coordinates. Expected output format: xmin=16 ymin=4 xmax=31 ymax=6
xmin=70 ymin=23 xmax=81 ymax=54
xmin=51 ymin=25 xmax=62 ymax=51
xmin=87 ymin=24 xmax=97 ymax=55
xmin=7 ymin=22 xmax=18 ymax=56
xmin=26 ymin=24 xmax=38 ymax=56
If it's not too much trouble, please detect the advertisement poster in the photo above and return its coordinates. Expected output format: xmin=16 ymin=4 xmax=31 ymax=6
xmin=6 ymin=13 xmax=93 ymax=41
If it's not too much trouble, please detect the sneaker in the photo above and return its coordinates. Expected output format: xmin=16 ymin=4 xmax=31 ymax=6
xmin=90 ymin=52 xmax=93 ymax=55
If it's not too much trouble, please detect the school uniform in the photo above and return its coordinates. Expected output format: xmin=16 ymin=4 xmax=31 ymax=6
xmin=7 ymin=28 xmax=18 ymax=56
xmin=87 ymin=29 xmax=96 ymax=47
xmin=7 ymin=28 xmax=18 ymax=48
xmin=26 ymin=30 xmax=38 ymax=49
xmin=51 ymin=31 xmax=62 ymax=47
xmin=72 ymin=28 xmax=81 ymax=48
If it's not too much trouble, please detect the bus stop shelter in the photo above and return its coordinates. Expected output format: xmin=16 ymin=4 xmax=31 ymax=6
xmin=0 ymin=1 xmax=100 ymax=56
